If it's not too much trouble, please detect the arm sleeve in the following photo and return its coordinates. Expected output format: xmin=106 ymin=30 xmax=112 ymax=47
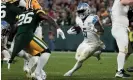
xmin=37 ymin=10 xmax=59 ymax=29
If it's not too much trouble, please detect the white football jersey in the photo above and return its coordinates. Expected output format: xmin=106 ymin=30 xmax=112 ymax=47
xmin=76 ymin=15 xmax=100 ymax=43
xmin=112 ymin=0 xmax=129 ymax=26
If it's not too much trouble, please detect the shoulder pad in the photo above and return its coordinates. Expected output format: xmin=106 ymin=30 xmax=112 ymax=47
xmin=92 ymin=15 xmax=99 ymax=24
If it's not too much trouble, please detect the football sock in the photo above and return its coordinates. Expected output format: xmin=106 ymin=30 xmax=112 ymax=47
xmin=28 ymin=56 xmax=39 ymax=70
xmin=70 ymin=61 xmax=82 ymax=74
xmin=117 ymin=52 xmax=126 ymax=71
xmin=34 ymin=53 xmax=50 ymax=74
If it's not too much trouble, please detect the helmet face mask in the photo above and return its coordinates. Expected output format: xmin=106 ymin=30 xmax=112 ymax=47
xmin=77 ymin=3 xmax=90 ymax=19
xmin=77 ymin=10 xmax=86 ymax=19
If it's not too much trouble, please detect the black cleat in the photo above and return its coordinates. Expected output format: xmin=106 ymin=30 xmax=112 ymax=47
xmin=115 ymin=69 xmax=131 ymax=78
xmin=127 ymin=67 xmax=133 ymax=72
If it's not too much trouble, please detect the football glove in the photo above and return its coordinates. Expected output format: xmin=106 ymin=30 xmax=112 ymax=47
xmin=67 ymin=27 xmax=77 ymax=34
xmin=67 ymin=26 xmax=81 ymax=34
xmin=57 ymin=28 xmax=66 ymax=39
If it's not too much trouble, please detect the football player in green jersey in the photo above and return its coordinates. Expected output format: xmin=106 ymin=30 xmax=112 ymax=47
xmin=1 ymin=0 xmax=26 ymax=46
xmin=1 ymin=0 xmax=39 ymax=76
xmin=8 ymin=9 xmax=65 ymax=79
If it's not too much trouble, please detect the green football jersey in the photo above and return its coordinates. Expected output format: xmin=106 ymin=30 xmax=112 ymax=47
xmin=16 ymin=9 xmax=44 ymax=34
xmin=1 ymin=2 xmax=23 ymax=25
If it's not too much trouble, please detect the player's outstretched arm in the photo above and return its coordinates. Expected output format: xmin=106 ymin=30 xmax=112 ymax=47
xmin=38 ymin=12 xmax=59 ymax=29
xmin=38 ymin=11 xmax=66 ymax=39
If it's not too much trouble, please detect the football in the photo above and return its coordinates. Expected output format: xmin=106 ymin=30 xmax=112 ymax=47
xmin=72 ymin=26 xmax=81 ymax=34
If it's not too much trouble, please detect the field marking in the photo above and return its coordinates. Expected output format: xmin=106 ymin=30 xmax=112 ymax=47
xmin=52 ymin=51 xmax=133 ymax=55
xmin=51 ymin=56 xmax=116 ymax=59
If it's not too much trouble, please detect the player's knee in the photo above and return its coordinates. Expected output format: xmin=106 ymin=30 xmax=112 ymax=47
xmin=35 ymin=49 xmax=51 ymax=56
xmin=45 ymin=49 xmax=51 ymax=53
xmin=78 ymin=56 xmax=87 ymax=62
xmin=119 ymin=47 xmax=128 ymax=54
xmin=41 ymin=48 xmax=51 ymax=54
xmin=75 ymin=55 xmax=79 ymax=61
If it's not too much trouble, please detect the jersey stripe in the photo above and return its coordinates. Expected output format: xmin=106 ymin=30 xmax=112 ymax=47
xmin=36 ymin=10 xmax=46 ymax=14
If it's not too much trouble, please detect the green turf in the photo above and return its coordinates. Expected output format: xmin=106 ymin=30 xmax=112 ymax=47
xmin=1 ymin=52 xmax=133 ymax=80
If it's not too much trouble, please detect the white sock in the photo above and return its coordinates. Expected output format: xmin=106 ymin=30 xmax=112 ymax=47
xmin=117 ymin=52 xmax=126 ymax=71
xmin=70 ymin=61 xmax=82 ymax=74
xmin=41 ymin=69 xmax=46 ymax=79
xmin=28 ymin=56 xmax=39 ymax=70
xmin=23 ymin=59 xmax=29 ymax=71
xmin=34 ymin=53 xmax=50 ymax=74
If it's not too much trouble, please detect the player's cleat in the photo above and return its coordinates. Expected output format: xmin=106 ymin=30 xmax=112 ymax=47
xmin=23 ymin=61 xmax=31 ymax=78
xmin=127 ymin=67 xmax=133 ymax=72
xmin=115 ymin=69 xmax=131 ymax=78
xmin=41 ymin=70 xmax=46 ymax=80
xmin=95 ymin=51 xmax=101 ymax=61
xmin=93 ymin=51 xmax=102 ymax=61
xmin=31 ymin=72 xmax=43 ymax=80
xmin=26 ymin=72 xmax=31 ymax=79
xmin=64 ymin=70 xmax=73 ymax=77
xmin=24 ymin=68 xmax=32 ymax=79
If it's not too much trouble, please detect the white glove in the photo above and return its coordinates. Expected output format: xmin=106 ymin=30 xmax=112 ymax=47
xmin=57 ymin=28 xmax=66 ymax=39
xmin=67 ymin=27 xmax=77 ymax=34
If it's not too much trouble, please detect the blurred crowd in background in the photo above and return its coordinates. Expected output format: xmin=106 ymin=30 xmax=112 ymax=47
xmin=39 ymin=0 xmax=113 ymax=26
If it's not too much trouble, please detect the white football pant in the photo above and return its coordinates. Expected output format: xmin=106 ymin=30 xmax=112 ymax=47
xmin=75 ymin=41 xmax=101 ymax=62
xmin=112 ymin=25 xmax=129 ymax=53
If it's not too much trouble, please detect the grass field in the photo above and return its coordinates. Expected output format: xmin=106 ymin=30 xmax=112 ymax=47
xmin=1 ymin=52 xmax=133 ymax=80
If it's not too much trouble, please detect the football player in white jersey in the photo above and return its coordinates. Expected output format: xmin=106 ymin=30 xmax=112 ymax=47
xmin=111 ymin=0 xmax=133 ymax=78
xmin=64 ymin=3 xmax=104 ymax=76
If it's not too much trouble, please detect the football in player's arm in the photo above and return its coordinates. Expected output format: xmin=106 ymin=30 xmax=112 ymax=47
xmin=67 ymin=15 xmax=104 ymax=35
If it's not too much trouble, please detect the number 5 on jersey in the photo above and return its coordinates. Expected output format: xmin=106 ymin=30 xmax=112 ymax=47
xmin=83 ymin=28 xmax=87 ymax=38
xmin=18 ymin=12 xmax=34 ymax=26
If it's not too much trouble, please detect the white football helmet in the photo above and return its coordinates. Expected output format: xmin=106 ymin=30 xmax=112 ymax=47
xmin=76 ymin=3 xmax=91 ymax=19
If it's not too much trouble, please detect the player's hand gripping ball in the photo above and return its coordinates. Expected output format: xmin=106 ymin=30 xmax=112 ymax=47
xmin=67 ymin=26 xmax=81 ymax=34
